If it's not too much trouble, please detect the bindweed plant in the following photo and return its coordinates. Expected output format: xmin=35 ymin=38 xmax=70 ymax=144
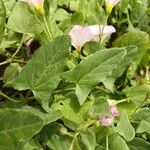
xmin=0 ymin=0 xmax=150 ymax=149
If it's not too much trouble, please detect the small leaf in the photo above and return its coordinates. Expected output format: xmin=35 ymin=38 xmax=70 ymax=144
xmin=116 ymin=112 xmax=135 ymax=141
xmin=63 ymin=48 xmax=127 ymax=105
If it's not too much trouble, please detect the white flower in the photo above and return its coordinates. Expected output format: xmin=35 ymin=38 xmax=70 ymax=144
xmin=69 ymin=25 xmax=116 ymax=49
xmin=105 ymin=0 xmax=121 ymax=14
xmin=86 ymin=25 xmax=116 ymax=41
xmin=69 ymin=25 xmax=94 ymax=49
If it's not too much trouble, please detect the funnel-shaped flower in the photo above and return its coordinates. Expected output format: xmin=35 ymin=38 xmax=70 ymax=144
xmin=20 ymin=0 xmax=44 ymax=15
xmin=69 ymin=25 xmax=116 ymax=49
xmin=105 ymin=0 xmax=121 ymax=14
xmin=69 ymin=25 xmax=94 ymax=50
xmin=86 ymin=25 xmax=116 ymax=41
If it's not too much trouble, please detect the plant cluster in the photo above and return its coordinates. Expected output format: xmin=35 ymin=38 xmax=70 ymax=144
xmin=0 ymin=0 xmax=150 ymax=149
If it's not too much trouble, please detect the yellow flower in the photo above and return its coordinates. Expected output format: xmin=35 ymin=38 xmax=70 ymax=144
xmin=105 ymin=0 xmax=121 ymax=14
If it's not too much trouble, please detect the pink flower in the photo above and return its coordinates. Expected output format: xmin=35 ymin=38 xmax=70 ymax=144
xmin=108 ymin=100 xmax=119 ymax=117
xmin=98 ymin=100 xmax=119 ymax=127
xmin=69 ymin=25 xmax=94 ymax=49
xmin=19 ymin=0 xmax=44 ymax=15
xmin=105 ymin=0 xmax=121 ymax=14
xmin=99 ymin=116 xmax=113 ymax=126
xmin=69 ymin=25 xmax=116 ymax=49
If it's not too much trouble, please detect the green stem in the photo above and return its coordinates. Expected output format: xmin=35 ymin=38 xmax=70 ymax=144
xmin=12 ymin=34 xmax=25 ymax=57
xmin=106 ymin=134 xmax=109 ymax=150
xmin=116 ymin=98 xmax=130 ymax=104
xmin=42 ymin=16 xmax=52 ymax=39
xmin=0 ymin=91 xmax=22 ymax=103
xmin=34 ymin=14 xmax=50 ymax=39
xmin=69 ymin=133 xmax=79 ymax=150
xmin=95 ymin=86 xmax=110 ymax=93
xmin=145 ymin=66 xmax=149 ymax=82
xmin=52 ymin=88 xmax=75 ymax=94
xmin=0 ymin=61 xmax=8 ymax=66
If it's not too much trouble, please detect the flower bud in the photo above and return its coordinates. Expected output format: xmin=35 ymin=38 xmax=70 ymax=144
xmin=19 ymin=0 xmax=45 ymax=15
xmin=98 ymin=116 xmax=113 ymax=126
xmin=105 ymin=0 xmax=121 ymax=14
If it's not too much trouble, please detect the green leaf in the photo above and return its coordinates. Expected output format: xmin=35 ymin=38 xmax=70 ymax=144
xmin=136 ymin=120 xmax=150 ymax=134
xmin=22 ymin=106 xmax=62 ymax=125
xmin=116 ymin=112 xmax=135 ymax=141
xmin=38 ymin=122 xmax=71 ymax=150
xmin=0 ymin=109 xmax=44 ymax=149
xmin=128 ymin=138 xmax=150 ymax=150
xmin=113 ymin=31 xmax=149 ymax=50
xmin=103 ymin=45 xmax=137 ymax=91
xmin=128 ymin=85 xmax=150 ymax=107
xmin=113 ymin=31 xmax=149 ymax=65
xmin=132 ymin=108 xmax=150 ymax=122
xmin=51 ymin=93 xmax=93 ymax=130
xmin=0 ymin=0 xmax=6 ymax=44
xmin=6 ymin=35 xmax=71 ymax=111
xmin=92 ymin=97 xmax=110 ymax=117
xmin=7 ymin=2 xmax=42 ymax=35
xmin=109 ymin=134 xmax=129 ymax=150
xmin=63 ymin=48 xmax=127 ymax=105
xmin=79 ymin=129 xmax=96 ymax=150
xmin=3 ymin=63 xmax=21 ymax=84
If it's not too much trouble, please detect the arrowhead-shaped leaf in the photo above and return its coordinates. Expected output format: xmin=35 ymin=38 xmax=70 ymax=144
xmin=63 ymin=48 xmax=127 ymax=105
xmin=6 ymin=35 xmax=71 ymax=111
xmin=103 ymin=45 xmax=137 ymax=91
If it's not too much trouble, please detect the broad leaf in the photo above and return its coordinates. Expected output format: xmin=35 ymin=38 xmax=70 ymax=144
xmin=51 ymin=93 xmax=93 ymax=130
xmin=128 ymin=85 xmax=150 ymax=107
xmin=103 ymin=45 xmax=137 ymax=91
xmin=63 ymin=48 xmax=127 ymax=105
xmin=3 ymin=63 xmax=21 ymax=84
xmin=0 ymin=0 xmax=6 ymax=44
xmin=6 ymin=35 xmax=71 ymax=111
xmin=79 ymin=129 xmax=96 ymax=150
xmin=38 ymin=122 xmax=71 ymax=150
xmin=7 ymin=2 xmax=42 ymax=35
xmin=0 ymin=109 xmax=44 ymax=149
xmin=136 ymin=120 xmax=150 ymax=134
xmin=116 ymin=112 xmax=135 ymax=141
xmin=132 ymin=108 xmax=150 ymax=122
xmin=109 ymin=134 xmax=129 ymax=150
xmin=128 ymin=138 xmax=150 ymax=150
xmin=22 ymin=106 xmax=62 ymax=125
xmin=113 ymin=31 xmax=149 ymax=65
